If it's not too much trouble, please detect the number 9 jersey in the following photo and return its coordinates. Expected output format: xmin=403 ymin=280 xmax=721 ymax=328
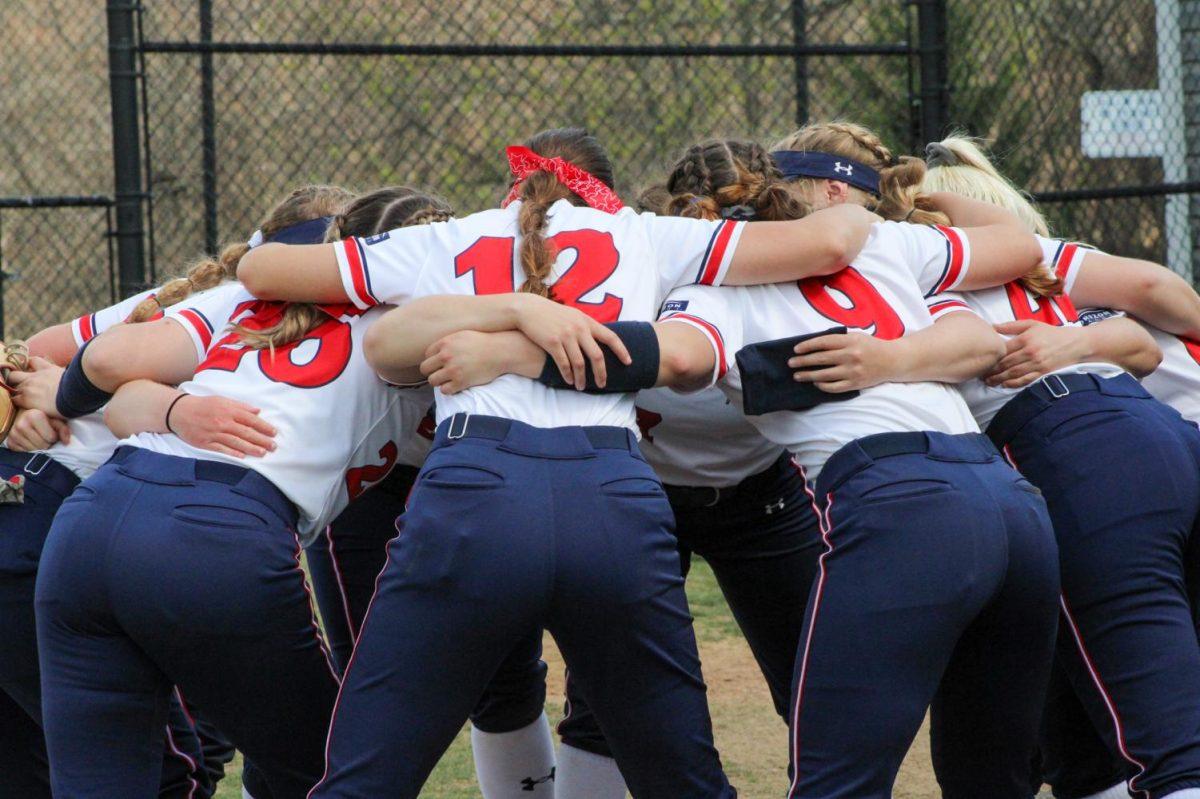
xmin=125 ymin=282 xmax=433 ymax=543
xmin=330 ymin=200 xmax=745 ymax=432
xmin=659 ymin=221 xmax=981 ymax=479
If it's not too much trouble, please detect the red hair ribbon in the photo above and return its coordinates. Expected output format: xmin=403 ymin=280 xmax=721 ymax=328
xmin=501 ymin=145 xmax=624 ymax=214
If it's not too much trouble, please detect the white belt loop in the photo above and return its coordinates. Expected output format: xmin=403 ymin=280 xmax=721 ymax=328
xmin=1044 ymin=374 xmax=1070 ymax=399
xmin=24 ymin=453 xmax=49 ymax=476
xmin=448 ymin=412 xmax=471 ymax=440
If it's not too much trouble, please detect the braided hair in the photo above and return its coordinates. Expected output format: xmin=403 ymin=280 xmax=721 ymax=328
xmin=662 ymin=139 xmax=809 ymax=221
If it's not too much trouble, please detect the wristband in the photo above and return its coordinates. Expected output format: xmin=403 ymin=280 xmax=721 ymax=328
xmin=537 ymin=321 xmax=660 ymax=394
xmin=736 ymin=327 xmax=860 ymax=415
xmin=165 ymin=393 xmax=189 ymax=435
xmin=55 ymin=340 xmax=113 ymax=419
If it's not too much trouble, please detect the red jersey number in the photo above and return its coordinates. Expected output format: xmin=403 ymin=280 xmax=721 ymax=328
xmin=345 ymin=441 xmax=399 ymax=501
xmin=452 ymin=229 xmax=624 ymax=323
xmin=798 ymin=268 xmax=905 ymax=340
xmin=197 ymin=301 xmax=357 ymax=389
xmin=1182 ymin=336 xmax=1200 ymax=367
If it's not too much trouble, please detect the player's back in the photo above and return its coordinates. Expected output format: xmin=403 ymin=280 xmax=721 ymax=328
xmin=337 ymin=200 xmax=743 ymax=431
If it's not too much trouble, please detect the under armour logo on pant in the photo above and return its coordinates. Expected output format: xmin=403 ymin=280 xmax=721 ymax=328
xmin=521 ymin=767 xmax=556 ymax=791
xmin=764 ymin=498 xmax=786 ymax=514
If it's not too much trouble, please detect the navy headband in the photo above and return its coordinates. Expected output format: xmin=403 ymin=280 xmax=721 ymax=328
xmin=265 ymin=216 xmax=335 ymax=246
xmin=770 ymin=151 xmax=881 ymax=196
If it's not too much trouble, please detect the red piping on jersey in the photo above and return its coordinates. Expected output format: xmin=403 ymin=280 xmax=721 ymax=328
xmin=699 ymin=221 xmax=737 ymax=286
xmin=927 ymin=299 xmax=970 ymax=319
xmin=177 ymin=309 xmax=213 ymax=351
xmin=1055 ymin=243 xmax=1079 ymax=283
xmin=76 ymin=313 xmax=96 ymax=342
xmin=1059 ymin=594 xmax=1149 ymax=798
xmin=662 ymin=313 xmax=727 ymax=379
xmin=932 ymin=225 xmax=966 ymax=294
xmin=342 ymin=238 xmax=378 ymax=307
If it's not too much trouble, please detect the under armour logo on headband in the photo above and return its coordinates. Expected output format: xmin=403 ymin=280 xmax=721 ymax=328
xmin=834 ymin=162 xmax=854 ymax=176
xmin=501 ymin=145 xmax=624 ymax=214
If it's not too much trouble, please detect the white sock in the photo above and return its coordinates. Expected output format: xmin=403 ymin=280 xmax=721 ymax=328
xmin=554 ymin=743 xmax=627 ymax=799
xmin=1080 ymin=782 xmax=1129 ymax=799
xmin=1162 ymin=790 xmax=1200 ymax=799
xmin=242 ymin=789 xmax=257 ymax=799
xmin=471 ymin=712 xmax=557 ymax=798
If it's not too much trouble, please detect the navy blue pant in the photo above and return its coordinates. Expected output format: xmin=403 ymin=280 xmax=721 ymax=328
xmin=35 ymin=447 xmax=340 ymax=799
xmin=989 ymin=373 xmax=1200 ymax=798
xmin=0 ymin=449 xmax=207 ymax=799
xmin=1036 ymin=658 xmax=1128 ymax=798
xmin=306 ymin=463 xmax=547 ymax=734
xmin=311 ymin=415 xmax=735 ymax=799
xmin=559 ymin=452 xmax=821 ymax=757
xmin=789 ymin=432 xmax=1060 ymax=799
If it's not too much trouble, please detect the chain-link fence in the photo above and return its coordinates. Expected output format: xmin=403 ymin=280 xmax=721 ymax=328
xmin=2 ymin=0 xmax=1198 ymax=339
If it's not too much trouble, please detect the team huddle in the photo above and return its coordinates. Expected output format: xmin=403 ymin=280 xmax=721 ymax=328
xmin=1 ymin=121 xmax=1199 ymax=799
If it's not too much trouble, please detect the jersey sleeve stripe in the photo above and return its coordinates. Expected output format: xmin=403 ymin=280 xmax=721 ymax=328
xmin=660 ymin=312 xmax=728 ymax=382
xmin=177 ymin=309 xmax=214 ymax=353
xmin=338 ymin=238 xmax=380 ymax=309
xmin=1055 ymin=242 xmax=1089 ymax=295
xmin=696 ymin=221 xmax=740 ymax=287
xmin=72 ymin=313 xmax=96 ymax=346
xmin=931 ymin=225 xmax=967 ymax=295
xmin=926 ymin=298 xmax=974 ymax=321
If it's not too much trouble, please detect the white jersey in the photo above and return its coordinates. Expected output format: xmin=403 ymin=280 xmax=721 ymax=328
xmin=332 ymin=200 xmax=744 ymax=432
xmin=14 ymin=288 xmax=161 ymax=479
xmin=939 ymin=236 xmax=1124 ymax=429
xmin=126 ymin=283 xmax=433 ymax=542
xmin=660 ymin=221 xmax=980 ymax=479
xmin=635 ymin=387 xmax=782 ymax=488
xmin=1143 ymin=327 xmax=1200 ymax=424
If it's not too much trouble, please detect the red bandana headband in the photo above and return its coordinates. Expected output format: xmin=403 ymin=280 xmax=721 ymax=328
xmin=501 ymin=145 xmax=624 ymax=214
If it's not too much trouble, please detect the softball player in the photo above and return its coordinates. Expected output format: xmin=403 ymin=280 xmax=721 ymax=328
xmin=1 ymin=282 xmax=206 ymax=799
xmin=652 ymin=140 xmax=1063 ymax=798
xmin=236 ymin=127 xmax=880 ymax=798
xmin=0 ymin=186 xmax=343 ymax=798
xmin=25 ymin=192 xmax=440 ymax=798
xmin=923 ymin=137 xmax=1200 ymax=799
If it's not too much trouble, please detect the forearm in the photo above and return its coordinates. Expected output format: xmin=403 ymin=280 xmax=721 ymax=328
xmin=653 ymin=321 xmax=717 ymax=391
xmin=724 ymin=205 xmax=876 ymax=284
xmin=365 ymin=295 xmax=528 ymax=371
xmin=1127 ymin=266 xmax=1200 ymax=340
xmin=1080 ymin=318 xmax=1162 ymax=377
xmin=82 ymin=320 xmax=198 ymax=391
xmin=899 ymin=313 xmax=1005 ymax=383
xmin=103 ymin=380 xmax=180 ymax=438
xmin=25 ymin=323 xmax=79 ymax=366
xmin=928 ymin=192 xmax=1022 ymax=228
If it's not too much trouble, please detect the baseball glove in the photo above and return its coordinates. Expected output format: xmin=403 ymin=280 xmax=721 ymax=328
xmin=0 ymin=339 xmax=29 ymax=443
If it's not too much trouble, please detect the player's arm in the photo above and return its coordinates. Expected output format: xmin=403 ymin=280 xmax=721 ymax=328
xmin=419 ymin=322 xmax=715 ymax=395
xmin=787 ymin=311 xmax=1005 ymax=392
xmin=925 ymin=193 xmax=1043 ymax=291
xmin=25 ymin=323 xmax=79 ymax=366
xmin=985 ymin=315 xmax=1162 ymax=389
xmin=104 ymin=380 xmax=277 ymax=459
xmin=364 ymin=293 xmax=631 ymax=390
xmin=9 ymin=319 xmax=198 ymax=419
xmin=723 ymin=204 xmax=879 ymax=284
xmin=237 ymin=242 xmax=349 ymax=303
xmin=1067 ymin=252 xmax=1200 ymax=340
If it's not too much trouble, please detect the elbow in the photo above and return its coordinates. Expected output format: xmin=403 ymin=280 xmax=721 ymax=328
xmin=1130 ymin=341 xmax=1164 ymax=379
xmin=362 ymin=322 xmax=388 ymax=372
xmin=660 ymin=346 xmax=713 ymax=392
xmin=82 ymin=340 xmax=127 ymax=391
xmin=236 ymin=250 xmax=275 ymax=299
xmin=102 ymin=402 xmax=130 ymax=439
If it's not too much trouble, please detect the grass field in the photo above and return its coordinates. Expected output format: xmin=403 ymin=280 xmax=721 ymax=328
xmin=210 ymin=560 xmax=980 ymax=798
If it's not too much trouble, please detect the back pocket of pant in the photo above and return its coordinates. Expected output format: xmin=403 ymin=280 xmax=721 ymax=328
xmin=858 ymin=478 xmax=953 ymax=504
xmin=420 ymin=464 xmax=505 ymax=490
xmin=601 ymin=476 xmax=666 ymax=499
xmin=171 ymin=504 xmax=269 ymax=530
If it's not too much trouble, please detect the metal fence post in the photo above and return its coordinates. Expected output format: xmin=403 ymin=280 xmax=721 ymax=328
xmin=915 ymin=0 xmax=950 ymax=146
xmin=791 ymin=0 xmax=809 ymax=126
xmin=1183 ymin=0 xmax=1200 ymax=276
xmin=200 ymin=0 xmax=219 ymax=254
xmin=106 ymin=0 xmax=147 ymax=298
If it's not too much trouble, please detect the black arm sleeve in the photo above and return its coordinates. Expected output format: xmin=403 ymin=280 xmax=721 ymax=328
xmin=736 ymin=327 xmax=860 ymax=415
xmin=537 ymin=321 xmax=660 ymax=394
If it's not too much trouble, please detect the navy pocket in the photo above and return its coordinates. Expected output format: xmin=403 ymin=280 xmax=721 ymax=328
xmin=420 ymin=464 xmax=505 ymax=490
xmin=857 ymin=478 xmax=954 ymax=504
xmin=601 ymin=476 xmax=666 ymax=499
xmin=171 ymin=504 xmax=270 ymax=530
